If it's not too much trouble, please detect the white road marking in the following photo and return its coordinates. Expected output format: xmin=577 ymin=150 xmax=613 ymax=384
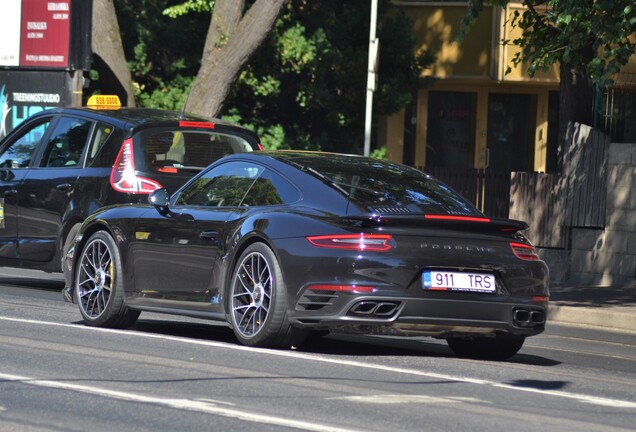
xmin=2 ymin=316 xmax=636 ymax=409
xmin=328 ymin=395 xmax=487 ymax=405
xmin=0 ymin=372 xmax=360 ymax=432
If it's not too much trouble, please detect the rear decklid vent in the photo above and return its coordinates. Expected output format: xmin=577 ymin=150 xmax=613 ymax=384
xmin=370 ymin=206 xmax=411 ymax=214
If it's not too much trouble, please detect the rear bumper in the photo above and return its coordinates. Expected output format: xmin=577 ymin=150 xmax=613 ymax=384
xmin=290 ymin=296 xmax=547 ymax=338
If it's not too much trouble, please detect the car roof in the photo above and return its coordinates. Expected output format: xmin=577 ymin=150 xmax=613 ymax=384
xmin=25 ymin=107 xmax=257 ymax=137
xmin=243 ymin=150 xmax=398 ymax=168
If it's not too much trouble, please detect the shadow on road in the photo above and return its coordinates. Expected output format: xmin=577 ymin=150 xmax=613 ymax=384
xmin=128 ymin=318 xmax=561 ymax=367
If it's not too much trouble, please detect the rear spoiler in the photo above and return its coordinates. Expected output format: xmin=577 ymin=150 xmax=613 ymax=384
xmin=341 ymin=214 xmax=528 ymax=233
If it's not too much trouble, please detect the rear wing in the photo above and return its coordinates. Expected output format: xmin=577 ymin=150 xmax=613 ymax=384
xmin=341 ymin=213 xmax=529 ymax=234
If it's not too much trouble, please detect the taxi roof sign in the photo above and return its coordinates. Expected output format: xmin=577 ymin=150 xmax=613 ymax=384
xmin=86 ymin=95 xmax=122 ymax=109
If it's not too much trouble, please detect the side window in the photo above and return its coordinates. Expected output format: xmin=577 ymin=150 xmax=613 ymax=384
xmin=0 ymin=119 xmax=51 ymax=168
xmin=176 ymin=161 xmax=264 ymax=207
xmin=85 ymin=122 xmax=115 ymax=167
xmin=241 ymin=169 xmax=300 ymax=206
xmin=40 ymin=116 xmax=91 ymax=168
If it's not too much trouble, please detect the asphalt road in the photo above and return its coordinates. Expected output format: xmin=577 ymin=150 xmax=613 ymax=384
xmin=0 ymin=269 xmax=635 ymax=432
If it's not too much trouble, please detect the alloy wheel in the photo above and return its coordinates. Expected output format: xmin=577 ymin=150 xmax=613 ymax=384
xmin=77 ymin=238 xmax=113 ymax=319
xmin=232 ymin=251 xmax=272 ymax=338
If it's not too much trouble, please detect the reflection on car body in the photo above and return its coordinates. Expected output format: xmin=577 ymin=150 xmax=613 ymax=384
xmin=64 ymin=151 xmax=549 ymax=360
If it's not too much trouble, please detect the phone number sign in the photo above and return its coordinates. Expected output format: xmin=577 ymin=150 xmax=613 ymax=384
xmin=0 ymin=0 xmax=71 ymax=69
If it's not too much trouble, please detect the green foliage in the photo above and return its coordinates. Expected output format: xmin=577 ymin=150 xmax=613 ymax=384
xmin=163 ymin=0 xmax=213 ymax=18
xmin=460 ymin=0 xmax=636 ymax=87
xmin=223 ymin=0 xmax=432 ymax=153
xmin=222 ymin=108 xmax=288 ymax=150
xmin=114 ymin=0 xmax=208 ymax=109
xmin=370 ymin=146 xmax=389 ymax=160
xmin=114 ymin=0 xmax=433 ymax=153
xmin=135 ymin=75 xmax=193 ymax=111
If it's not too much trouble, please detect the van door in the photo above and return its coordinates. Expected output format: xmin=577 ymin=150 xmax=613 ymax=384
xmin=18 ymin=116 xmax=92 ymax=262
xmin=0 ymin=117 xmax=53 ymax=259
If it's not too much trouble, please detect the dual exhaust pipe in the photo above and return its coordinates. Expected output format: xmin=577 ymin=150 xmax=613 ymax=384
xmin=349 ymin=301 xmax=400 ymax=317
xmin=513 ymin=307 xmax=545 ymax=327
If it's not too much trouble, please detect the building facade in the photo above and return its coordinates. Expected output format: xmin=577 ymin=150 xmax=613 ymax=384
xmin=379 ymin=1 xmax=636 ymax=174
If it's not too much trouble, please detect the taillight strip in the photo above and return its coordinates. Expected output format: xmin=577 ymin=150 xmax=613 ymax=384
xmin=425 ymin=215 xmax=491 ymax=223
xmin=307 ymin=284 xmax=376 ymax=293
xmin=179 ymin=120 xmax=215 ymax=129
xmin=510 ymin=242 xmax=540 ymax=261
xmin=306 ymin=234 xmax=393 ymax=252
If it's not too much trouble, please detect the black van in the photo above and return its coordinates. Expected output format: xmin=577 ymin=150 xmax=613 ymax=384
xmin=0 ymin=101 xmax=260 ymax=272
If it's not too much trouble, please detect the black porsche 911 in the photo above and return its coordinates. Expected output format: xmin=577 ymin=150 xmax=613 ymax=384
xmin=63 ymin=151 xmax=549 ymax=360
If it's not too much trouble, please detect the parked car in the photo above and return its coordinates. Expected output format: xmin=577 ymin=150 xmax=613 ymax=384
xmin=63 ymin=151 xmax=549 ymax=360
xmin=0 ymin=96 xmax=260 ymax=273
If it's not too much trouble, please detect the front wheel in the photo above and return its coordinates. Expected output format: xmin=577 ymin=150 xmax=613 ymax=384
xmin=75 ymin=231 xmax=140 ymax=328
xmin=446 ymin=335 xmax=525 ymax=360
xmin=229 ymin=243 xmax=305 ymax=348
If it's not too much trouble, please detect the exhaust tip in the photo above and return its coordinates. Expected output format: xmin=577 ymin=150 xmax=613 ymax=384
xmin=513 ymin=307 xmax=545 ymax=328
xmin=348 ymin=301 xmax=400 ymax=318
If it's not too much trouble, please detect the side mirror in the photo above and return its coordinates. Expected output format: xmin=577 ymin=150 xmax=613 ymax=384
xmin=149 ymin=188 xmax=169 ymax=206
xmin=149 ymin=188 xmax=170 ymax=216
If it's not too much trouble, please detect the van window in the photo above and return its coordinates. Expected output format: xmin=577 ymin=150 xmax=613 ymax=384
xmin=0 ymin=119 xmax=51 ymax=169
xmin=139 ymin=130 xmax=254 ymax=174
xmin=41 ymin=117 xmax=91 ymax=168
xmin=85 ymin=122 xmax=116 ymax=167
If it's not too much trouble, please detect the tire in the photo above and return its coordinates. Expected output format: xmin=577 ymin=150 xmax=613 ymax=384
xmin=446 ymin=335 xmax=525 ymax=360
xmin=228 ymin=243 xmax=305 ymax=348
xmin=75 ymin=231 xmax=140 ymax=328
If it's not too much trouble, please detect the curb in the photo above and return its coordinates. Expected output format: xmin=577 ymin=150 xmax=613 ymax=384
xmin=548 ymin=304 xmax=636 ymax=333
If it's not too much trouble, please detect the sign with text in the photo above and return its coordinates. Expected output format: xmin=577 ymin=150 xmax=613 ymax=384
xmin=0 ymin=0 xmax=71 ymax=69
xmin=0 ymin=0 xmax=22 ymax=67
xmin=0 ymin=70 xmax=70 ymax=138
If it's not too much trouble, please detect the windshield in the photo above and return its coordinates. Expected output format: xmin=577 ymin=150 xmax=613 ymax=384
xmin=280 ymin=153 xmax=481 ymax=216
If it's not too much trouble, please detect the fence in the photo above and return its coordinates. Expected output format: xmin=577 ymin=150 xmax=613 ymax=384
xmin=422 ymin=167 xmax=511 ymax=219
xmin=421 ymin=122 xmax=610 ymax=249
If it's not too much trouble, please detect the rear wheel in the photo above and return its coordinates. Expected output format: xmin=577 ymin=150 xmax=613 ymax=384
xmin=446 ymin=335 xmax=525 ymax=360
xmin=75 ymin=231 xmax=140 ymax=328
xmin=229 ymin=243 xmax=305 ymax=348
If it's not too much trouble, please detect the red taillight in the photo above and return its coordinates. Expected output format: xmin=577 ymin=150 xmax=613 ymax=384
xmin=425 ymin=215 xmax=491 ymax=223
xmin=306 ymin=234 xmax=393 ymax=252
xmin=179 ymin=120 xmax=215 ymax=129
xmin=110 ymin=138 xmax=163 ymax=194
xmin=307 ymin=284 xmax=377 ymax=293
xmin=510 ymin=242 xmax=540 ymax=261
xmin=257 ymin=143 xmax=264 ymax=151
xmin=532 ymin=295 xmax=549 ymax=302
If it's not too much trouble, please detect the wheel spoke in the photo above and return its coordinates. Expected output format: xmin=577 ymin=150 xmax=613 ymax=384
xmin=232 ymin=250 xmax=276 ymax=338
xmin=77 ymin=238 xmax=113 ymax=320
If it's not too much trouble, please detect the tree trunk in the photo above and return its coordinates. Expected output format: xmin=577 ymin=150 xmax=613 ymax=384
xmin=557 ymin=59 xmax=594 ymax=172
xmin=185 ymin=0 xmax=289 ymax=117
xmin=91 ymin=0 xmax=135 ymax=106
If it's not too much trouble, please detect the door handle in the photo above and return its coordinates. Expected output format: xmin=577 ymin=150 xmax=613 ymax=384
xmin=56 ymin=183 xmax=73 ymax=192
xmin=199 ymin=231 xmax=219 ymax=242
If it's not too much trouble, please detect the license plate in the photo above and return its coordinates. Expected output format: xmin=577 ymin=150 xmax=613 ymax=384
xmin=422 ymin=271 xmax=495 ymax=293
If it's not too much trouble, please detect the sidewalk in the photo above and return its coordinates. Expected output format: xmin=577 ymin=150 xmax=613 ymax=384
xmin=548 ymin=283 xmax=636 ymax=333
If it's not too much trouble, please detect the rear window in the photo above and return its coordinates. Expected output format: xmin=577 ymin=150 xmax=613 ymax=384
xmin=283 ymin=154 xmax=481 ymax=216
xmin=137 ymin=129 xmax=254 ymax=174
